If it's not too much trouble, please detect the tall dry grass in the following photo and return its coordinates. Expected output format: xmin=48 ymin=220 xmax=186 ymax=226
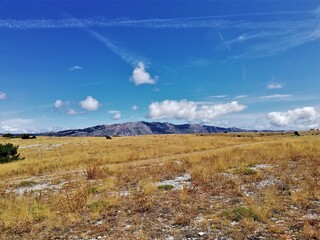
xmin=0 ymin=133 xmax=319 ymax=239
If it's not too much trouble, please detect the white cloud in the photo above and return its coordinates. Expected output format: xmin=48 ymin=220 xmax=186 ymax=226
xmin=68 ymin=65 xmax=82 ymax=71
xmin=109 ymin=110 xmax=121 ymax=120
xmin=66 ymin=109 xmax=83 ymax=115
xmin=260 ymin=94 xmax=291 ymax=99
xmin=267 ymin=107 xmax=319 ymax=128
xmin=54 ymin=99 xmax=64 ymax=108
xmin=208 ymin=95 xmax=228 ymax=99
xmin=267 ymin=83 xmax=283 ymax=89
xmin=234 ymin=95 xmax=248 ymax=99
xmin=0 ymin=91 xmax=7 ymax=100
xmin=132 ymin=105 xmax=139 ymax=111
xmin=130 ymin=62 xmax=157 ymax=85
xmin=79 ymin=96 xmax=100 ymax=111
xmin=0 ymin=118 xmax=34 ymax=133
xmin=147 ymin=100 xmax=246 ymax=122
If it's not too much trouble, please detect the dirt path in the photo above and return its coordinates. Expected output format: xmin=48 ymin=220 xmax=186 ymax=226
xmin=6 ymin=140 xmax=276 ymax=184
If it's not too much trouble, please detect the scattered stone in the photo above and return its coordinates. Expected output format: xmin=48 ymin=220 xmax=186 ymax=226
xmin=157 ymin=173 xmax=191 ymax=190
xmin=119 ymin=190 xmax=130 ymax=196
xmin=20 ymin=144 xmax=42 ymax=149
xmin=95 ymin=220 xmax=104 ymax=225
xmin=301 ymin=214 xmax=320 ymax=220
xmin=241 ymin=185 xmax=254 ymax=196
xmin=6 ymin=181 xmax=66 ymax=195
xmin=249 ymin=164 xmax=274 ymax=171
xmin=256 ymin=177 xmax=281 ymax=189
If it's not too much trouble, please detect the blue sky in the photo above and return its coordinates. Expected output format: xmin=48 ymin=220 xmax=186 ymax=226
xmin=0 ymin=0 xmax=319 ymax=133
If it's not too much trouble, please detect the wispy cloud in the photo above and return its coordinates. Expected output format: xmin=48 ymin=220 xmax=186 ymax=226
xmin=267 ymin=82 xmax=283 ymax=89
xmin=0 ymin=91 xmax=7 ymax=100
xmin=259 ymin=94 xmax=292 ymax=99
xmin=208 ymin=95 xmax=228 ymax=99
xmin=218 ymin=31 xmax=232 ymax=52
xmin=109 ymin=110 xmax=121 ymax=120
xmin=68 ymin=65 xmax=82 ymax=71
xmin=87 ymin=29 xmax=142 ymax=66
xmin=230 ymin=26 xmax=320 ymax=58
xmin=59 ymin=14 xmax=144 ymax=66
xmin=234 ymin=95 xmax=248 ymax=99
xmin=1 ymin=9 xmax=315 ymax=29
xmin=1 ymin=8 xmax=318 ymax=59
xmin=66 ymin=109 xmax=83 ymax=115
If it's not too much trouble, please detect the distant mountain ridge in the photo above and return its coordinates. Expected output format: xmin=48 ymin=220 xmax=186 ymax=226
xmin=46 ymin=121 xmax=246 ymax=137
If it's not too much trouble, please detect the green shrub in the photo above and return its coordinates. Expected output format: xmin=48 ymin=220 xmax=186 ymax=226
xmin=222 ymin=206 xmax=260 ymax=222
xmin=242 ymin=168 xmax=257 ymax=175
xmin=0 ymin=143 xmax=22 ymax=164
xmin=2 ymin=133 xmax=14 ymax=138
xmin=18 ymin=181 xmax=36 ymax=187
xmin=233 ymin=167 xmax=257 ymax=176
xmin=88 ymin=200 xmax=107 ymax=213
xmin=21 ymin=134 xmax=36 ymax=139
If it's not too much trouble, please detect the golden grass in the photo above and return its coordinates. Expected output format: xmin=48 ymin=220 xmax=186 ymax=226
xmin=0 ymin=133 xmax=319 ymax=239
xmin=0 ymin=134 xmax=270 ymax=180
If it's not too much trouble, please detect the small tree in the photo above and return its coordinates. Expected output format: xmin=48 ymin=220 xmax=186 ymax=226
xmin=2 ymin=133 xmax=14 ymax=138
xmin=21 ymin=134 xmax=36 ymax=139
xmin=0 ymin=143 xmax=22 ymax=164
xmin=21 ymin=134 xmax=30 ymax=139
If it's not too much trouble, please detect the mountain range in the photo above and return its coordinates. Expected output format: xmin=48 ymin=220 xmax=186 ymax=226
xmin=45 ymin=121 xmax=247 ymax=137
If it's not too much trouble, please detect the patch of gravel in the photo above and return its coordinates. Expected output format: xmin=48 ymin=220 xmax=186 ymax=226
xmin=157 ymin=173 xmax=191 ymax=190
xmin=20 ymin=143 xmax=63 ymax=151
xmin=20 ymin=144 xmax=42 ymax=149
xmin=256 ymin=176 xmax=281 ymax=189
xmin=301 ymin=213 xmax=320 ymax=220
xmin=6 ymin=181 xmax=66 ymax=195
xmin=241 ymin=176 xmax=282 ymax=196
xmin=43 ymin=144 xmax=63 ymax=150
xmin=249 ymin=164 xmax=274 ymax=171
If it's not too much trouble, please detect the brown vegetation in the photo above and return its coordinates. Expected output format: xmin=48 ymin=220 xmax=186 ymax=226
xmin=0 ymin=132 xmax=319 ymax=239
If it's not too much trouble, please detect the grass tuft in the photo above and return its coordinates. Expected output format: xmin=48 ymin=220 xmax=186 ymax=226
xmin=222 ymin=206 xmax=260 ymax=222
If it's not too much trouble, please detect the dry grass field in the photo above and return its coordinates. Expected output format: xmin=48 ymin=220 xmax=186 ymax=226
xmin=0 ymin=132 xmax=319 ymax=239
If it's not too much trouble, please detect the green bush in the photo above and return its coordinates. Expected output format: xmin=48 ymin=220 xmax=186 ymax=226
xmin=2 ymin=133 xmax=14 ymax=138
xmin=21 ymin=134 xmax=37 ymax=139
xmin=0 ymin=143 xmax=22 ymax=164
xmin=222 ymin=206 xmax=260 ymax=222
